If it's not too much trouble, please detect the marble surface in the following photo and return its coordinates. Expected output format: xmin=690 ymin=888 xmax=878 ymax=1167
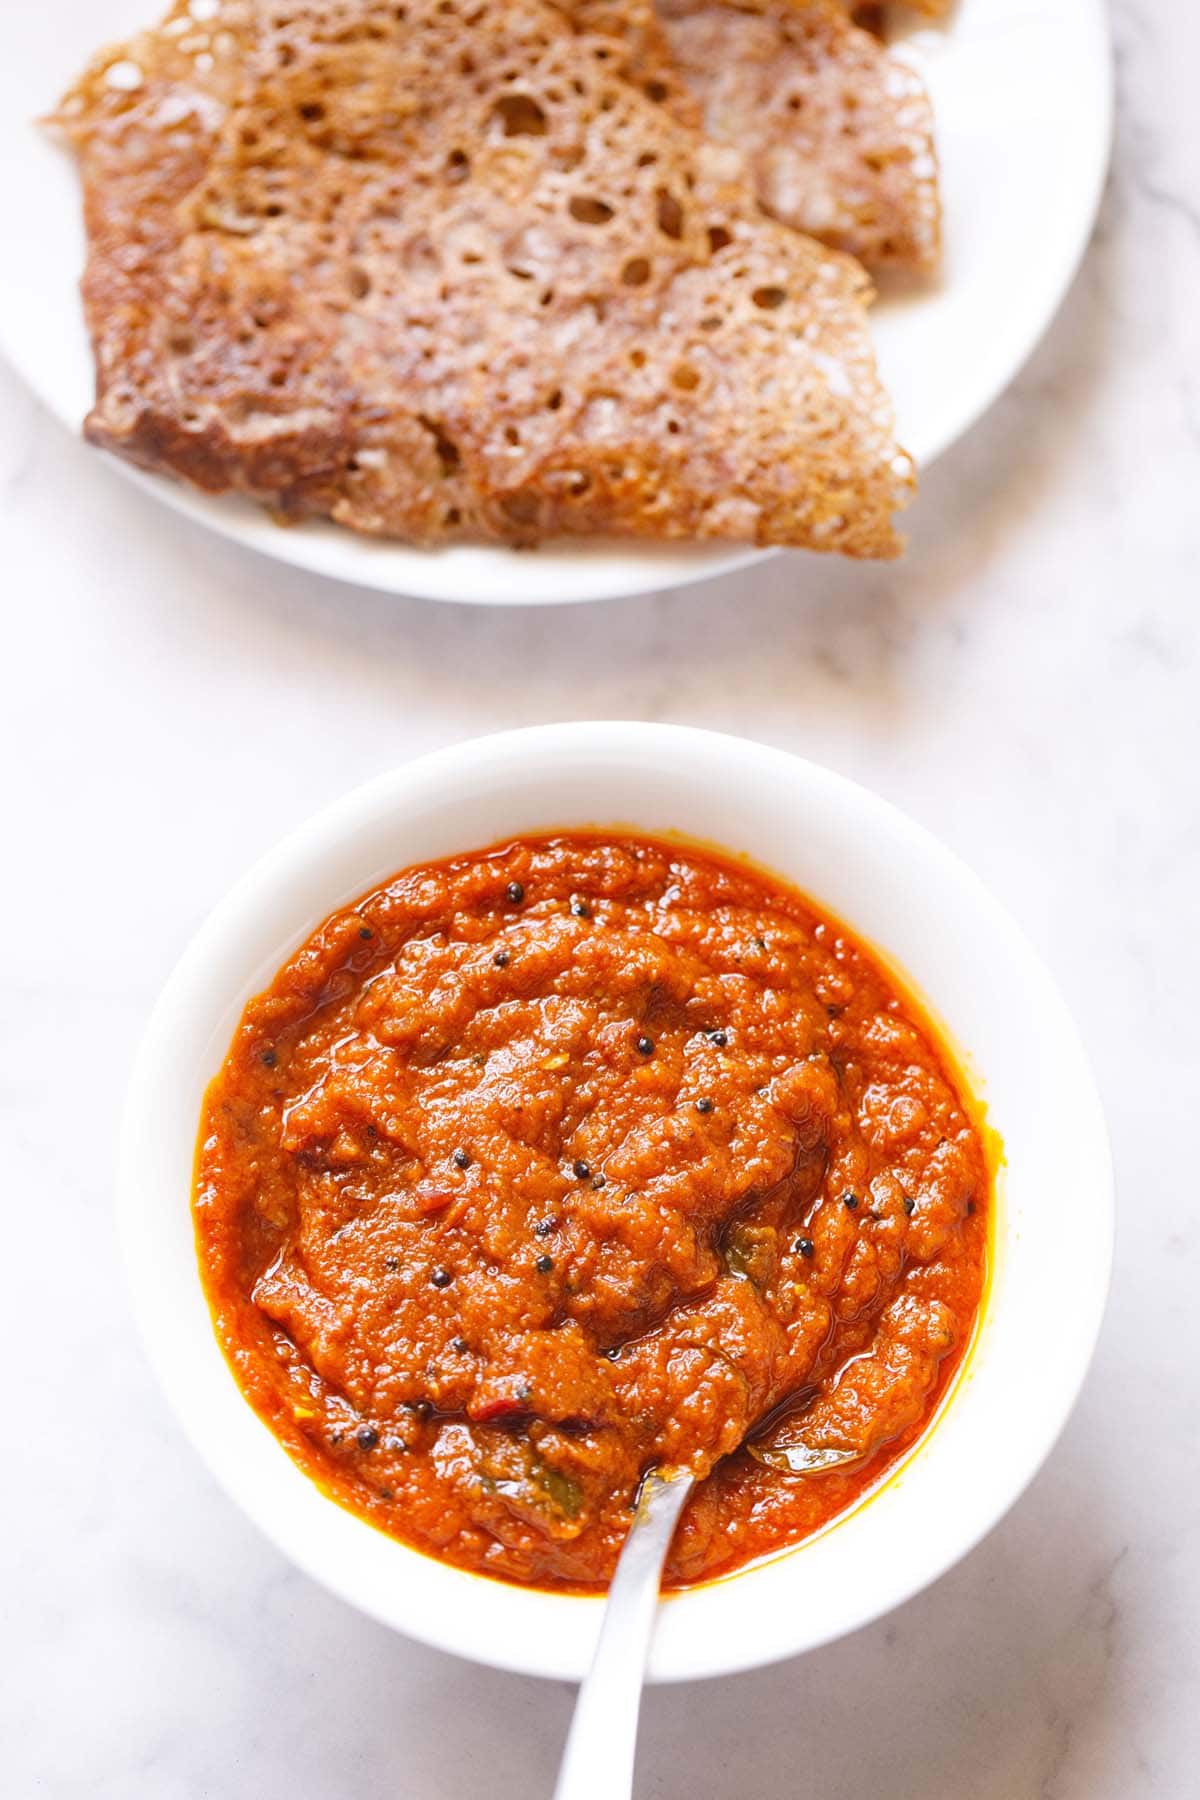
xmin=3 ymin=2 xmax=1199 ymax=1792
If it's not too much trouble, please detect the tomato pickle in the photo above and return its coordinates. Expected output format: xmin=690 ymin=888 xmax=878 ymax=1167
xmin=194 ymin=833 xmax=989 ymax=1590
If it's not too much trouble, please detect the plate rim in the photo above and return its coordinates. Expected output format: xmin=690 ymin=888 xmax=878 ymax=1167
xmin=0 ymin=0 xmax=1113 ymax=606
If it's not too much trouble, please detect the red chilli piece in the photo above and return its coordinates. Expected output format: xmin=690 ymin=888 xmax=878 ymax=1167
xmin=468 ymin=1379 xmax=535 ymax=1424
xmin=410 ymin=1182 xmax=457 ymax=1218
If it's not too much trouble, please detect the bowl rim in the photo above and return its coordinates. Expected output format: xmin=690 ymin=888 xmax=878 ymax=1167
xmin=118 ymin=723 xmax=1114 ymax=1680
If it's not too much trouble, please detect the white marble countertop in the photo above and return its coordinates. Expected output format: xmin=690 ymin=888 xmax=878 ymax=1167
xmin=3 ymin=2 xmax=1199 ymax=1792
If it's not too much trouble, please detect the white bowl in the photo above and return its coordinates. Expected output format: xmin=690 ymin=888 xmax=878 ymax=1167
xmin=120 ymin=724 xmax=1113 ymax=1680
xmin=0 ymin=0 xmax=1112 ymax=604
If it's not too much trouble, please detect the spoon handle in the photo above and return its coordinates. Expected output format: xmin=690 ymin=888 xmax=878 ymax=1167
xmin=553 ymin=1469 xmax=695 ymax=1800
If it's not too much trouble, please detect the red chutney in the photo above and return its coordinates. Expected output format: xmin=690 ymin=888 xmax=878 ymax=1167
xmin=194 ymin=834 xmax=990 ymax=1591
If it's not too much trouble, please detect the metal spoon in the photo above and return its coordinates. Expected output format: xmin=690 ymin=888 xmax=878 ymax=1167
xmin=553 ymin=1468 xmax=695 ymax=1800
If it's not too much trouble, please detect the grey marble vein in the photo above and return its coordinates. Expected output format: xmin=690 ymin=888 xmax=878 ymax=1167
xmin=2 ymin=0 xmax=1199 ymax=1793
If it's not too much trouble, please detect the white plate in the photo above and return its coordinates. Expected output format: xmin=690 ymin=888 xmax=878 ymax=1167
xmin=0 ymin=0 xmax=1111 ymax=605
